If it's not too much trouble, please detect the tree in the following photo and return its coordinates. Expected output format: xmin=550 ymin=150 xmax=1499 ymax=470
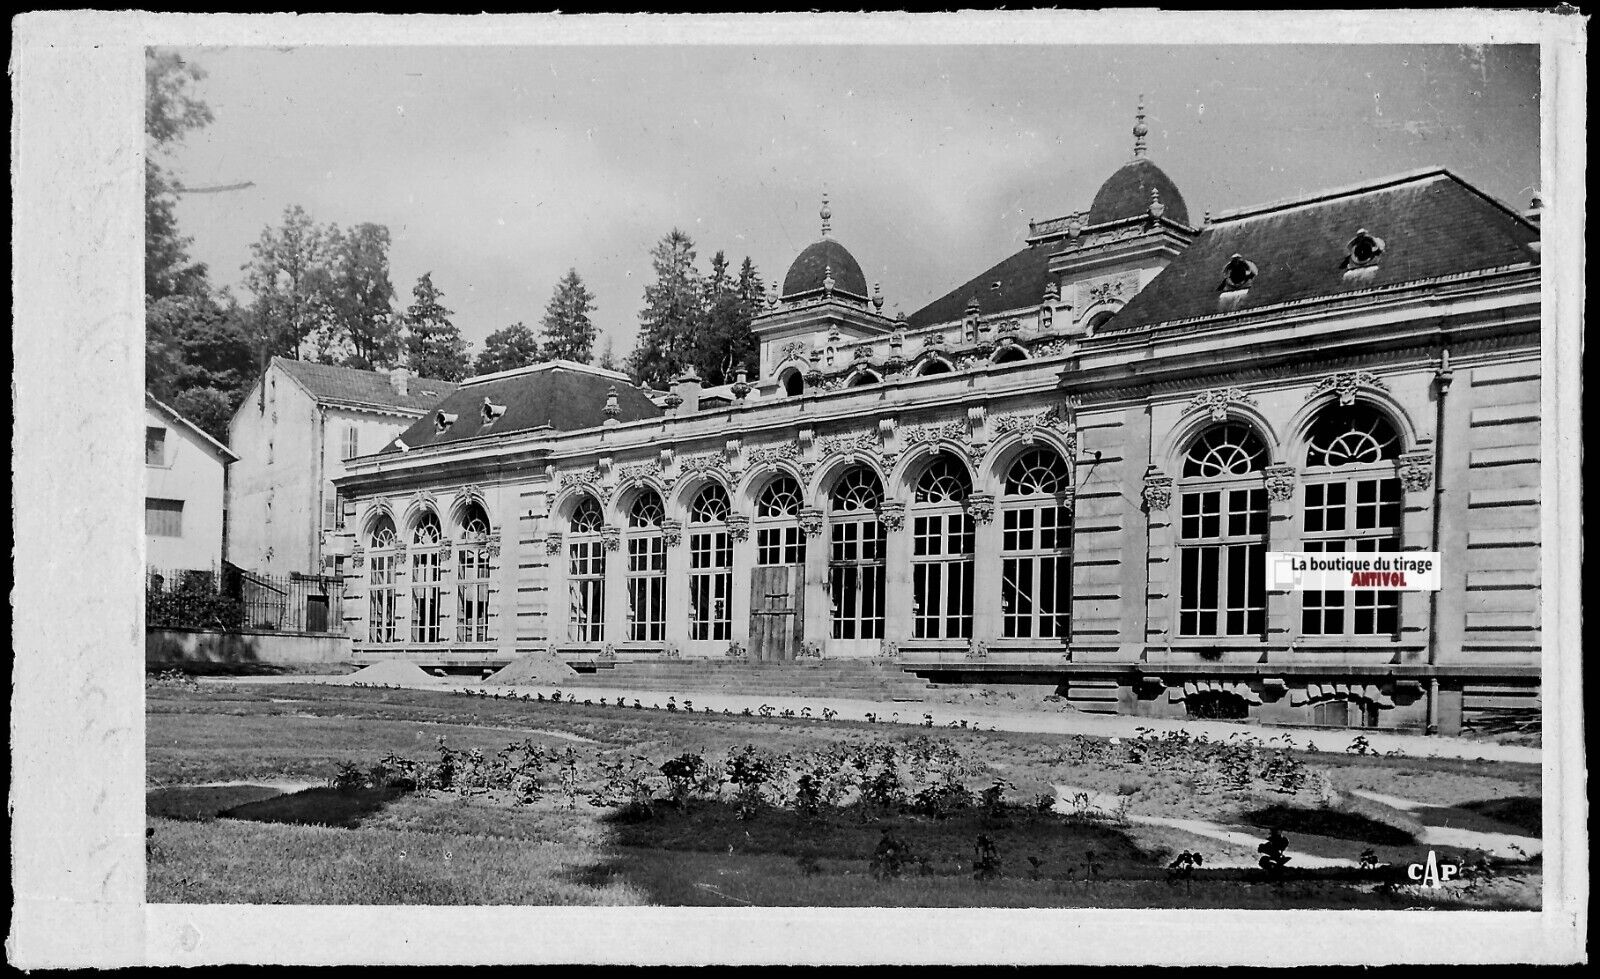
xmin=402 ymin=273 xmax=471 ymax=381
xmin=597 ymin=335 xmax=619 ymax=372
xmin=628 ymin=229 xmax=703 ymax=389
xmin=686 ymin=250 xmax=757 ymax=386
xmin=145 ymin=50 xmax=214 ymax=303
xmin=539 ymin=268 xmax=598 ymax=363
xmin=241 ymin=205 xmax=335 ymax=361
xmin=318 ymin=223 xmax=400 ymax=370
xmin=146 ymin=291 xmax=256 ymax=442
xmin=475 ymin=322 xmax=542 ymax=374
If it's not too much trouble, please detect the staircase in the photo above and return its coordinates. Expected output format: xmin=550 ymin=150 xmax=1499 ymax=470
xmin=602 ymin=659 xmax=937 ymax=702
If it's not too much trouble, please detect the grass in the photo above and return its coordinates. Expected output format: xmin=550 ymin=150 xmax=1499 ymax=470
xmin=146 ymin=683 xmax=1542 ymax=908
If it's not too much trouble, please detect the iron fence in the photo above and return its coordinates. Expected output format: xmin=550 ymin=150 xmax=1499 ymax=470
xmin=146 ymin=564 xmax=344 ymax=634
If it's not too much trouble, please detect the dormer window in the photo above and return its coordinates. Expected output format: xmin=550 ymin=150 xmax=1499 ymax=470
xmin=1221 ymin=254 xmax=1258 ymax=291
xmin=481 ymin=398 xmax=506 ymax=424
xmin=1345 ymin=229 xmax=1386 ymax=268
xmin=435 ymin=410 xmax=458 ymax=434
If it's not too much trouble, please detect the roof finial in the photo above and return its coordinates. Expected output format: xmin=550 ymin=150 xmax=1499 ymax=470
xmin=1132 ymin=95 xmax=1149 ymax=157
xmin=820 ymin=191 xmax=832 ymax=238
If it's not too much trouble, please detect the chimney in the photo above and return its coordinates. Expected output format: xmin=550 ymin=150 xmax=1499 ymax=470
xmin=1525 ymin=193 xmax=1542 ymax=227
xmin=672 ymin=369 xmax=702 ymax=415
xmin=389 ymin=366 xmax=411 ymax=397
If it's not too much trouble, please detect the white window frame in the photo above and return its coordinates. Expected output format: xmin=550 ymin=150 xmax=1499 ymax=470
xmin=1001 ymin=448 xmax=1073 ymax=640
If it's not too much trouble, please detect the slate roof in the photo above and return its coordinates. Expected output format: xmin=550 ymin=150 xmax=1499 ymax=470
xmin=1103 ymin=168 xmax=1540 ymax=334
xmin=1087 ymin=156 xmax=1190 ymax=227
xmin=782 ymin=238 xmax=869 ymax=299
xmin=382 ymin=362 xmax=663 ymax=453
xmin=906 ymin=240 xmax=1055 ymax=330
xmin=274 ymin=358 xmax=459 ymax=413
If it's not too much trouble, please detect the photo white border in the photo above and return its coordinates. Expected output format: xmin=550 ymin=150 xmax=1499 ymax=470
xmin=9 ymin=10 xmax=1587 ymax=967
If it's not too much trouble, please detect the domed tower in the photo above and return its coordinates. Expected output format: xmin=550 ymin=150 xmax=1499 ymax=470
xmin=753 ymin=193 xmax=895 ymax=396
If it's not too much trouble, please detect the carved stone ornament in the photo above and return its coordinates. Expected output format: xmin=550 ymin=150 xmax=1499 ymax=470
xmin=599 ymin=643 xmax=617 ymax=661
xmin=965 ymin=637 xmax=989 ymax=661
xmin=661 ymin=518 xmax=684 ymax=548
xmin=1031 ymin=337 xmax=1072 ymax=358
xmin=967 ymin=493 xmax=997 ymax=524
xmin=485 ymin=539 xmax=502 ymax=560
xmin=801 ymin=641 xmax=823 ymax=659
xmin=746 ymin=441 xmax=802 ymax=470
xmin=1142 ymin=472 xmax=1174 ymax=512
xmin=545 ymin=532 xmax=565 ymax=555
xmin=559 ymin=467 xmax=604 ymax=491
xmin=1398 ymin=450 xmax=1435 ymax=493
xmin=620 ymin=462 xmax=662 ymax=486
xmin=1264 ymin=464 xmax=1297 ymax=503
xmin=726 ymin=513 xmax=751 ymax=542
xmin=799 ymin=506 xmax=826 ymax=539
xmin=601 ymin=526 xmax=622 ymax=552
xmin=726 ymin=640 xmax=747 ymax=660
xmin=350 ymin=550 xmax=365 ymax=570
xmin=1309 ymin=370 xmax=1388 ymax=406
xmin=900 ymin=420 xmax=968 ymax=447
xmin=879 ymin=639 xmax=900 ymax=660
xmin=1187 ymin=387 xmax=1259 ymax=423
xmin=820 ymin=430 xmax=881 ymax=463
xmin=879 ymin=500 xmax=908 ymax=532
xmin=664 ymin=642 xmax=682 ymax=659
xmin=779 ymin=340 xmax=809 ymax=363
xmin=993 ymin=405 xmax=1074 ymax=446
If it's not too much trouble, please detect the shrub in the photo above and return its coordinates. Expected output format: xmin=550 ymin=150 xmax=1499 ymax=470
xmin=972 ymin=834 xmax=1001 ymax=881
xmin=724 ymin=745 xmax=777 ymax=819
xmin=870 ymin=830 xmax=917 ymax=880
xmin=659 ymin=752 xmax=706 ymax=806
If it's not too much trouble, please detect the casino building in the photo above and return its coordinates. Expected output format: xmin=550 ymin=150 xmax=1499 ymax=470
xmin=332 ymin=105 xmax=1543 ymax=734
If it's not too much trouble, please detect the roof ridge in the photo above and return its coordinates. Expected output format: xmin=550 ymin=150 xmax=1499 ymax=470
xmin=275 ymin=356 xmax=458 ymax=388
xmin=462 ymin=359 xmax=635 ymax=386
xmin=1211 ymin=167 xmax=1453 ymax=223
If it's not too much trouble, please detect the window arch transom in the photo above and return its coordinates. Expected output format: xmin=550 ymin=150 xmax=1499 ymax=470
xmin=757 ymin=475 xmax=804 ymax=518
xmin=369 ymin=514 xmax=397 ymax=549
xmin=1005 ymin=448 xmax=1071 ymax=496
xmin=628 ymin=491 xmax=665 ymax=528
xmin=690 ymin=484 xmax=731 ymax=524
xmin=1183 ymin=424 xmax=1268 ymax=478
xmin=915 ymin=454 xmax=972 ymax=504
xmin=1305 ymin=405 xmax=1402 ymax=467
xmin=411 ymin=510 xmax=443 ymax=545
xmin=831 ymin=467 xmax=884 ymax=513
xmin=569 ymin=496 xmax=604 ymax=533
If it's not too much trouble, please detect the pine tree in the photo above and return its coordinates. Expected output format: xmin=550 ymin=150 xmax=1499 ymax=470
xmin=539 ymin=268 xmax=598 ymax=363
xmin=628 ymin=229 xmax=703 ymax=388
xmin=475 ymin=322 xmax=542 ymax=374
xmin=597 ymin=335 xmax=619 ymax=372
xmin=692 ymin=252 xmax=762 ymax=386
xmin=402 ymin=273 xmax=471 ymax=381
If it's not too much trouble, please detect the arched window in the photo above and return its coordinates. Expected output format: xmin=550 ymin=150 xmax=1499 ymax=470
xmin=455 ymin=501 xmax=492 ymax=643
xmin=1178 ymin=424 xmax=1268 ymax=638
xmin=992 ymin=346 xmax=1028 ymax=365
xmin=688 ymin=484 xmax=732 ymax=641
xmin=756 ymin=474 xmax=805 ymax=566
xmin=780 ymin=368 xmax=804 ymax=398
xmin=917 ymin=359 xmax=952 ymax=377
xmin=626 ymin=490 xmax=667 ymax=641
xmin=1301 ymin=405 xmax=1404 ymax=638
xmin=911 ymin=454 xmax=976 ymax=639
xmin=1086 ymin=309 xmax=1117 ymax=333
xmin=1001 ymin=448 xmax=1073 ymax=639
xmin=829 ymin=466 xmax=885 ymax=641
xmin=367 ymin=514 xmax=398 ymax=643
xmin=568 ymin=495 xmax=606 ymax=641
xmin=847 ymin=370 xmax=881 ymax=388
xmin=409 ymin=510 xmax=445 ymax=643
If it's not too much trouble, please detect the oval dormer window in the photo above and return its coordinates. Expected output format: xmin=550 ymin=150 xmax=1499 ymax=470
xmin=1346 ymin=229 xmax=1386 ymax=268
xmin=1221 ymin=254 xmax=1258 ymax=291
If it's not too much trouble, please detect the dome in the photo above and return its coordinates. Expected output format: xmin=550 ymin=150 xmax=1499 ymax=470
xmin=782 ymin=238 xmax=869 ymax=300
xmin=1086 ymin=156 xmax=1190 ymax=227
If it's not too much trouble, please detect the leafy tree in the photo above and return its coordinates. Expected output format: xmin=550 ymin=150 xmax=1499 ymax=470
xmin=146 ymin=292 xmax=255 ymax=442
xmin=628 ymin=229 xmax=703 ymax=389
xmin=318 ymin=223 xmax=400 ymax=370
xmin=241 ymin=204 xmax=336 ymax=360
xmin=475 ymin=322 xmax=542 ymax=374
xmin=539 ymin=268 xmax=598 ymax=363
xmin=691 ymin=251 xmax=762 ymax=386
xmin=402 ymin=272 xmax=471 ymax=381
xmin=145 ymin=50 xmax=214 ymax=303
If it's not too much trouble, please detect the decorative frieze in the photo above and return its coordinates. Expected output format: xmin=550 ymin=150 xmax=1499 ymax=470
xmin=879 ymin=500 xmax=907 ymax=532
xmin=1309 ymin=370 xmax=1388 ymax=406
xmin=1186 ymin=387 xmax=1259 ymax=422
xmin=1142 ymin=471 xmax=1174 ymax=512
xmin=1398 ymin=450 xmax=1435 ymax=493
xmin=1264 ymin=464 xmax=1297 ymax=503
xmin=559 ymin=467 xmax=604 ymax=492
xmin=746 ymin=441 xmax=802 ymax=470
xmin=992 ymin=405 xmax=1075 ymax=448
xmin=619 ymin=462 xmax=662 ymax=485
xmin=967 ymin=493 xmax=996 ymax=524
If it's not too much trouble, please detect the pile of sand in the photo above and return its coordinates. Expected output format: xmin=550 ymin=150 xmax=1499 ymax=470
xmin=329 ymin=659 xmax=452 ymax=686
xmin=483 ymin=650 xmax=580 ymax=686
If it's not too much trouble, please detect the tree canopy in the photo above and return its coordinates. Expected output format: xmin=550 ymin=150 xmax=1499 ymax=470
xmin=626 ymin=232 xmax=762 ymax=389
xmin=540 ymin=268 xmax=598 ymax=363
xmin=475 ymin=322 xmax=542 ymax=375
xmin=402 ymin=273 xmax=472 ymax=381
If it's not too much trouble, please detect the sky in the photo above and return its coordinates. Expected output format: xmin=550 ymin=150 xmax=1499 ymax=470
xmin=163 ymin=43 xmax=1541 ymax=364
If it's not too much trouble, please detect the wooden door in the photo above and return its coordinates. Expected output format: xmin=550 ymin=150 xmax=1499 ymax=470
xmin=749 ymin=566 xmax=804 ymax=662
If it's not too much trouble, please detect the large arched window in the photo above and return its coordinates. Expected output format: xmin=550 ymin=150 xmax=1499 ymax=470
xmin=911 ymin=454 xmax=976 ymax=639
xmin=916 ymin=359 xmax=952 ymax=377
xmin=688 ymin=484 xmax=732 ymax=641
xmin=780 ymin=368 xmax=804 ymax=398
xmin=455 ymin=501 xmax=492 ymax=643
xmin=1001 ymin=448 xmax=1073 ymax=639
xmin=409 ymin=510 xmax=445 ymax=643
xmin=1301 ymin=404 xmax=1404 ymax=638
xmin=1178 ymin=424 xmax=1268 ymax=638
xmin=756 ymin=474 xmax=805 ymax=567
xmin=367 ymin=513 xmax=398 ymax=643
xmin=829 ymin=466 xmax=885 ymax=640
xmin=568 ymin=496 xmax=606 ymax=641
xmin=626 ymin=490 xmax=667 ymax=641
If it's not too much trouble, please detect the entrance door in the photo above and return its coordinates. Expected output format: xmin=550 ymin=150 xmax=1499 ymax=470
xmin=749 ymin=566 xmax=804 ymax=662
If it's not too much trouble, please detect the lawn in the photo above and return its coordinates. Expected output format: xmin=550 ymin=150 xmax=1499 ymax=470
xmin=146 ymin=681 xmax=1541 ymax=909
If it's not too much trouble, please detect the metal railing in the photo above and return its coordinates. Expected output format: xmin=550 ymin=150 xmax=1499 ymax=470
xmin=146 ymin=564 xmax=344 ymax=634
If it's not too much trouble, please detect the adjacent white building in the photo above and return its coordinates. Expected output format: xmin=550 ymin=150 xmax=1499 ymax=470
xmin=145 ymin=393 xmax=238 ymax=571
xmin=227 ymin=358 xmax=458 ymax=575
